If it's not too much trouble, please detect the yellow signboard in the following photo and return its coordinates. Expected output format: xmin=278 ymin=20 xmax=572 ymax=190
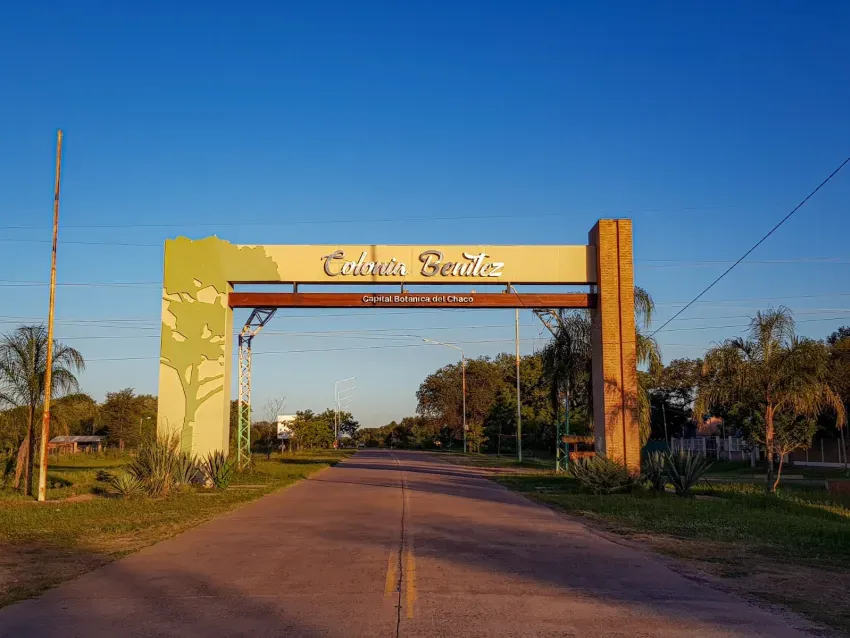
xmin=249 ymin=244 xmax=597 ymax=285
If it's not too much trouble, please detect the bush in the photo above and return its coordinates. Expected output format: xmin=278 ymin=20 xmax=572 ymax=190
xmin=666 ymin=450 xmax=712 ymax=496
xmin=106 ymin=473 xmax=144 ymax=499
xmin=1 ymin=452 xmax=15 ymax=489
xmin=569 ymin=455 xmax=640 ymax=495
xmin=127 ymin=434 xmax=184 ymax=497
xmin=95 ymin=469 xmax=114 ymax=483
xmin=643 ymin=451 xmax=668 ymax=492
xmin=174 ymin=452 xmax=199 ymax=487
xmin=201 ymin=451 xmax=233 ymax=489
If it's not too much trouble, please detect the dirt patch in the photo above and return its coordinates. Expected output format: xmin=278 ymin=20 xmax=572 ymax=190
xmin=0 ymin=543 xmax=112 ymax=608
xmin=623 ymin=534 xmax=848 ymax=636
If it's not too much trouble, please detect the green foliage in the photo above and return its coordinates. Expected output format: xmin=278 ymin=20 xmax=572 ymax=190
xmin=0 ymin=325 xmax=85 ymax=496
xmin=569 ymin=455 xmax=640 ymax=495
xmin=105 ymin=472 xmax=144 ymax=499
xmin=251 ymin=422 xmax=280 ymax=459
xmin=201 ymin=451 xmax=233 ymax=488
xmin=175 ymin=452 xmax=199 ymax=486
xmin=643 ymin=450 xmax=668 ymax=492
xmin=665 ymin=450 xmax=712 ymax=496
xmin=95 ymin=469 xmax=114 ymax=483
xmin=0 ymin=451 xmax=15 ymax=489
xmin=697 ymin=307 xmax=846 ymax=492
xmin=287 ymin=410 xmax=336 ymax=450
xmin=127 ymin=434 xmax=184 ymax=497
xmin=98 ymin=388 xmax=157 ymax=448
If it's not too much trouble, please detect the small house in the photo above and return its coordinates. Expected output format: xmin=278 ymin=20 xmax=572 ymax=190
xmin=48 ymin=435 xmax=105 ymax=454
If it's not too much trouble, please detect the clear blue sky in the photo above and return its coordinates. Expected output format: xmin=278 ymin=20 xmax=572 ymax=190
xmin=1 ymin=1 xmax=848 ymax=427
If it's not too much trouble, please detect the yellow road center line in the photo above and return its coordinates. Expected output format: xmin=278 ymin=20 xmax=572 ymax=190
xmin=405 ymin=544 xmax=417 ymax=619
xmin=384 ymin=550 xmax=399 ymax=596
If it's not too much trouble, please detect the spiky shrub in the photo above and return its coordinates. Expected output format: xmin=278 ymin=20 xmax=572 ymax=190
xmin=643 ymin=451 xmax=669 ymax=492
xmin=569 ymin=455 xmax=640 ymax=495
xmin=174 ymin=452 xmax=199 ymax=487
xmin=106 ymin=472 xmax=144 ymax=499
xmin=665 ymin=450 xmax=713 ymax=496
xmin=201 ymin=451 xmax=233 ymax=489
xmin=127 ymin=434 xmax=182 ymax=497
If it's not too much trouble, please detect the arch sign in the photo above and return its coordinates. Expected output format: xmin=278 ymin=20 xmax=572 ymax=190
xmin=157 ymin=219 xmax=640 ymax=471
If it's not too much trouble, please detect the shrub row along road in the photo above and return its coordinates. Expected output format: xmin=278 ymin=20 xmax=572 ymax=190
xmin=0 ymin=450 xmax=815 ymax=637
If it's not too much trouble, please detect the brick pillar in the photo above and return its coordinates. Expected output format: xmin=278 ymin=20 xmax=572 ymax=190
xmin=589 ymin=219 xmax=640 ymax=473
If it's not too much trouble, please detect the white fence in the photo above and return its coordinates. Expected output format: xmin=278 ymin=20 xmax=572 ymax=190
xmin=670 ymin=436 xmax=756 ymax=462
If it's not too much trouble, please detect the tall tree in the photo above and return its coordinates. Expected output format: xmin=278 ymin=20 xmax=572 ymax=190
xmin=98 ymin=389 xmax=157 ymax=448
xmin=696 ymin=308 xmax=845 ymax=492
xmin=0 ymin=325 xmax=84 ymax=496
xmin=52 ymin=393 xmax=99 ymax=436
xmin=647 ymin=358 xmax=702 ymax=439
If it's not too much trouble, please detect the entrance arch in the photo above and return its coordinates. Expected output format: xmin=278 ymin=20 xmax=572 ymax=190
xmin=156 ymin=219 xmax=639 ymax=471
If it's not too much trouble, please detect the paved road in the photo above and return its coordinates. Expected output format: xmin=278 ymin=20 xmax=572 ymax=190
xmin=0 ymin=450 xmax=815 ymax=637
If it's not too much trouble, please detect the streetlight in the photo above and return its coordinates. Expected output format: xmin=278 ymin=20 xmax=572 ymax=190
xmin=423 ymin=339 xmax=467 ymax=453
xmin=139 ymin=416 xmax=153 ymax=445
xmin=334 ymin=377 xmax=356 ymax=447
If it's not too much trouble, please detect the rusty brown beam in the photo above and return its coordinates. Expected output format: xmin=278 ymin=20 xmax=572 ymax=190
xmin=228 ymin=292 xmax=595 ymax=309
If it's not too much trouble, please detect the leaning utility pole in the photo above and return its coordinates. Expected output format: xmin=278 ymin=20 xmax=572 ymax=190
xmin=37 ymin=129 xmax=63 ymax=502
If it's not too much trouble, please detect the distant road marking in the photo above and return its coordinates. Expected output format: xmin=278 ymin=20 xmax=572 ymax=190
xmin=388 ymin=451 xmax=416 ymax=620
xmin=384 ymin=550 xmax=398 ymax=596
xmin=403 ymin=472 xmax=417 ymax=619
xmin=405 ymin=540 xmax=417 ymax=619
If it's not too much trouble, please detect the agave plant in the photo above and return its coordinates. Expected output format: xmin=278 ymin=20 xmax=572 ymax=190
xmin=643 ymin=451 xmax=668 ymax=492
xmin=127 ymin=434 xmax=182 ymax=497
xmin=569 ymin=455 xmax=640 ymax=495
xmin=106 ymin=472 xmax=144 ymax=499
xmin=665 ymin=450 xmax=712 ymax=496
xmin=201 ymin=451 xmax=233 ymax=489
xmin=174 ymin=452 xmax=199 ymax=487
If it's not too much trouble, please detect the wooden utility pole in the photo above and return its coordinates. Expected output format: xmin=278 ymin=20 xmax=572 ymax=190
xmin=515 ymin=306 xmax=522 ymax=463
xmin=37 ymin=129 xmax=63 ymax=503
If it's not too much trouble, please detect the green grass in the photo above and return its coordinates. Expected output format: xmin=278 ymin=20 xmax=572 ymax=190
xmin=495 ymin=473 xmax=850 ymax=633
xmin=498 ymin=474 xmax=850 ymax=565
xmin=433 ymin=450 xmax=553 ymax=471
xmin=706 ymin=459 xmax=848 ymax=480
xmin=0 ymin=450 xmax=352 ymax=607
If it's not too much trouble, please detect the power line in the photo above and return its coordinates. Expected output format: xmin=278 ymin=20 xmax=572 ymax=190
xmin=651 ymin=156 xmax=850 ymax=336
xmin=49 ymin=313 xmax=850 ymax=342
xmin=3 ymin=202 xmax=847 ymax=231
xmin=84 ymin=337 xmax=706 ymax=362
xmin=2 ymin=293 xmax=850 ymax=327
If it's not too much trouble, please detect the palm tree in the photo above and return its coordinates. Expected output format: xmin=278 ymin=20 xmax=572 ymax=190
xmin=0 ymin=325 xmax=85 ymax=496
xmin=695 ymin=308 xmax=845 ymax=493
xmin=541 ymin=286 xmax=662 ymax=445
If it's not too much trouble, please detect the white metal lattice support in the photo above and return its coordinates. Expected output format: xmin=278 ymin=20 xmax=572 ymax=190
xmin=236 ymin=308 xmax=277 ymax=470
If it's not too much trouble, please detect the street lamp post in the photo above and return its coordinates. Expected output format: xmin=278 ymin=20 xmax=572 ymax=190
xmin=334 ymin=377 xmax=356 ymax=447
xmin=423 ymin=339 xmax=467 ymax=453
xmin=139 ymin=416 xmax=153 ymax=445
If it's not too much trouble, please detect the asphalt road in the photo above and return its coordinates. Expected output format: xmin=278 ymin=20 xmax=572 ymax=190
xmin=0 ymin=450 xmax=816 ymax=637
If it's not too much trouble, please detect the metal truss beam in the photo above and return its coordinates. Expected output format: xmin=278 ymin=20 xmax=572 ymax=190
xmin=237 ymin=308 xmax=277 ymax=470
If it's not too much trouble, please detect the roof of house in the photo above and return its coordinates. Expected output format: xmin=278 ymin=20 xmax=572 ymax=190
xmin=49 ymin=435 xmax=105 ymax=443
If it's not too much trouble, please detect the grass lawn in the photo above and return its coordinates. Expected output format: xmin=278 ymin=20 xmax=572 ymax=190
xmin=0 ymin=450 xmax=352 ymax=608
xmin=706 ymin=459 xmax=849 ymax=481
xmin=493 ymin=471 xmax=850 ymax=635
xmin=434 ymin=450 xmax=553 ymax=472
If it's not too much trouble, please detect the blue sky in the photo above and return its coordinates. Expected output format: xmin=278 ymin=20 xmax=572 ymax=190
xmin=1 ymin=1 xmax=849 ymax=427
